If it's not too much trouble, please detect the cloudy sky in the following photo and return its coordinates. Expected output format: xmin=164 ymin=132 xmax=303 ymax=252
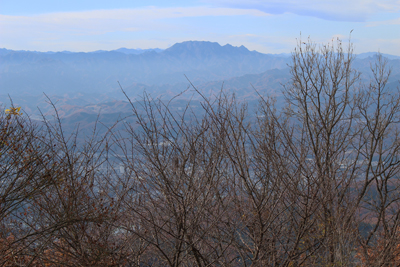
xmin=1 ymin=0 xmax=399 ymax=55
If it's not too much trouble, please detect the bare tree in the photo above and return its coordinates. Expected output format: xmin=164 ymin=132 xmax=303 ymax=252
xmin=114 ymin=92 xmax=240 ymax=266
xmin=355 ymin=54 xmax=400 ymax=266
xmin=26 ymin=103 xmax=132 ymax=266
xmin=279 ymin=37 xmax=400 ymax=266
xmin=0 ymin=106 xmax=60 ymax=265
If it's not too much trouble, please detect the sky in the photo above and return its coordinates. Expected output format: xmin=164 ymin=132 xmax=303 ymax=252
xmin=0 ymin=0 xmax=399 ymax=55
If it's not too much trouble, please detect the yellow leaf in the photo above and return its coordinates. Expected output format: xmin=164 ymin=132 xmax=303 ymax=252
xmin=5 ymin=107 xmax=22 ymax=115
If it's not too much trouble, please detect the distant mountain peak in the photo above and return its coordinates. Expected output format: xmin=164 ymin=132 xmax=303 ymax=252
xmin=113 ymin=47 xmax=163 ymax=55
xmin=357 ymin=52 xmax=400 ymax=60
xmin=163 ymin=40 xmax=252 ymax=57
xmin=167 ymin=40 xmax=221 ymax=49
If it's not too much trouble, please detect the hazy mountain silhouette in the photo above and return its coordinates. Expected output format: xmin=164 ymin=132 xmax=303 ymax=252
xmin=113 ymin=47 xmax=164 ymax=54
xmin=1 ymin=40 xmax=399 ymax=134
xmin=357 ymin=52 xmax=400 ymax=60
xmin=0 ymin=41 xmax=291 ymax=96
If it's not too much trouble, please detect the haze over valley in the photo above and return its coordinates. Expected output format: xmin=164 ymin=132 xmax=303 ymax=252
xmin=1 ymin=40 xmax=399 ymax=128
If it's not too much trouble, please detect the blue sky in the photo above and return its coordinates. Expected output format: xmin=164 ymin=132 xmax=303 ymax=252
xmin=1 ymin=0 xmax=399 ymax=55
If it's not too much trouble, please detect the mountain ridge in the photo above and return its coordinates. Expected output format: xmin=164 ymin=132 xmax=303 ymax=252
xmin=0 ymin=41 xmax=292 ymax=96
xmin=1 ymin=40 xmax=399 ymax=123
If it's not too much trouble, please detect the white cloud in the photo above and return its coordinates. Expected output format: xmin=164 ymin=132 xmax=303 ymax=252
xmin=0 ymin=6 xmax=269 ymax=51
xmin=202 ymin=0 xmax=400 ymax=22
xmin=353 ymin=37 xmax=400 ymax=55
xmin=0 ymin=6 xmax=268 ymax=42
xmin=0 ymin=6 xmax=267 ymax=33
xmin=367 ymin=17 xmax=400 ymax=27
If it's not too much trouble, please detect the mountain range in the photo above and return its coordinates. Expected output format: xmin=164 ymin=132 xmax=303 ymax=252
xmin=1 ymin=40 xmax=399 ymax=134
xmin=0 ymin=41 xmax=290 ymax=97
